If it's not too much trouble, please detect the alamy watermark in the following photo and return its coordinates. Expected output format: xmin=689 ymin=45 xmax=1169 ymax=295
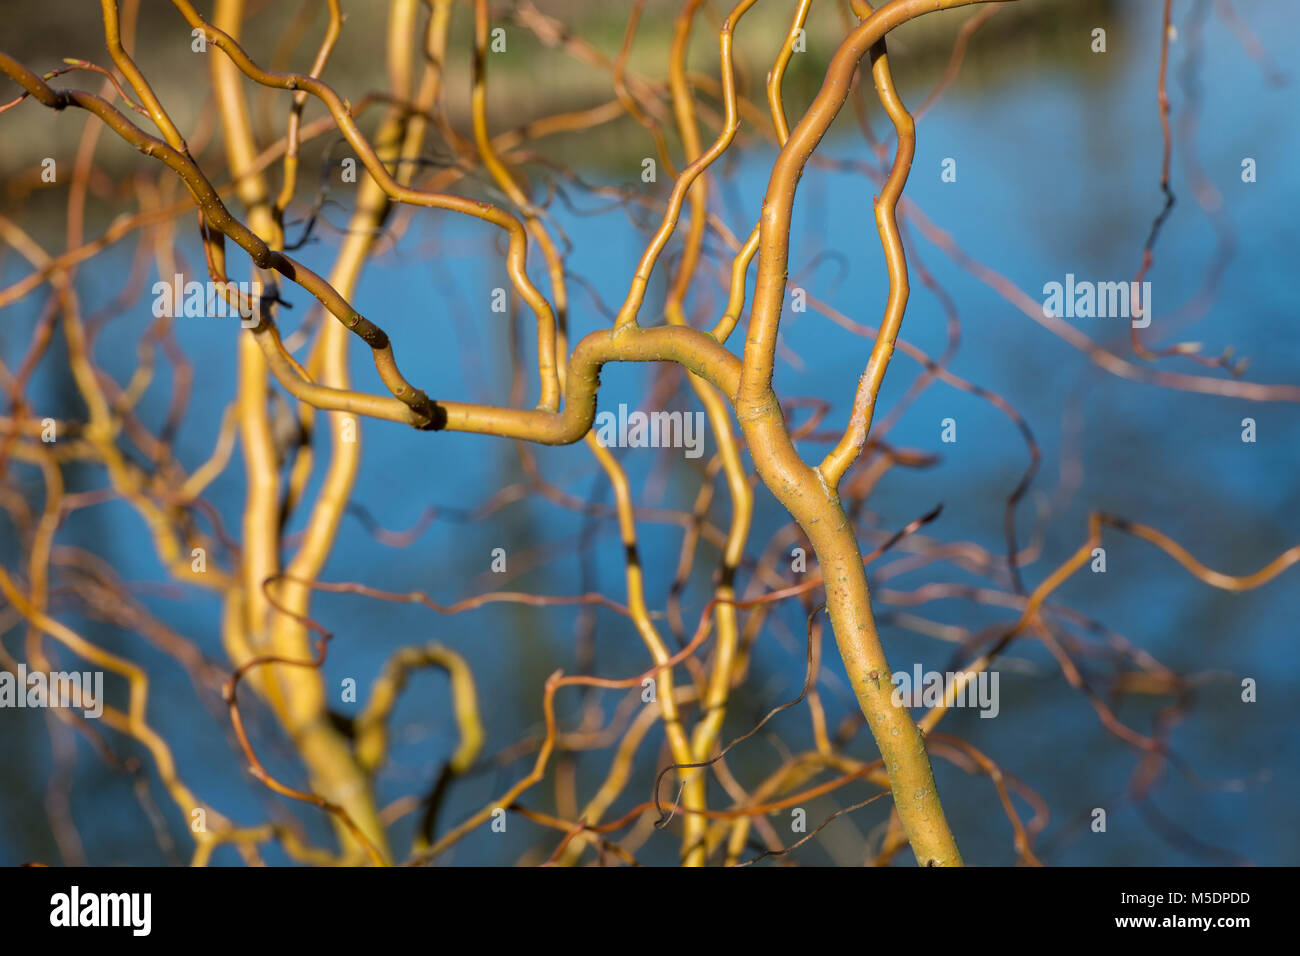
xmin=1042 ymin=273 xmax=1151 ymax=328
xmin=50 ymin=886 xmax=151 ymax=936
xmin=151 ymin=273 xmax=261 ymax=328
xmin=593 ymin=403 xmax=705 ymax=459
xmin=0 ymin=664 xmax=103 ymax=718
xmin=891 ymin=664 xmax=999 ymax=718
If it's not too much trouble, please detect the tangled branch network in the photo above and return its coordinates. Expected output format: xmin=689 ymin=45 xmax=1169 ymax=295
xmin=0 ymin=0 xmax=1295 ymax=867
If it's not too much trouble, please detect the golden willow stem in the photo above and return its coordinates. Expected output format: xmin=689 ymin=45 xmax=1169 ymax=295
xmin=98 ymin=0 xmax=188 ymax=152
xmin=271 ymin=0 xmax=342 ymax=224
xmin=355 ymin=642 xmax=484 ymax=777
xmin=611 ymin=0 xmax=756 ymax=331
xmin=819 ymin=0 xmax=914 ymax=489
xmin=727 ymin=0 xmax=1015 ymax=867
xmin=471 ymin=0 xmax=566 ymax=385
